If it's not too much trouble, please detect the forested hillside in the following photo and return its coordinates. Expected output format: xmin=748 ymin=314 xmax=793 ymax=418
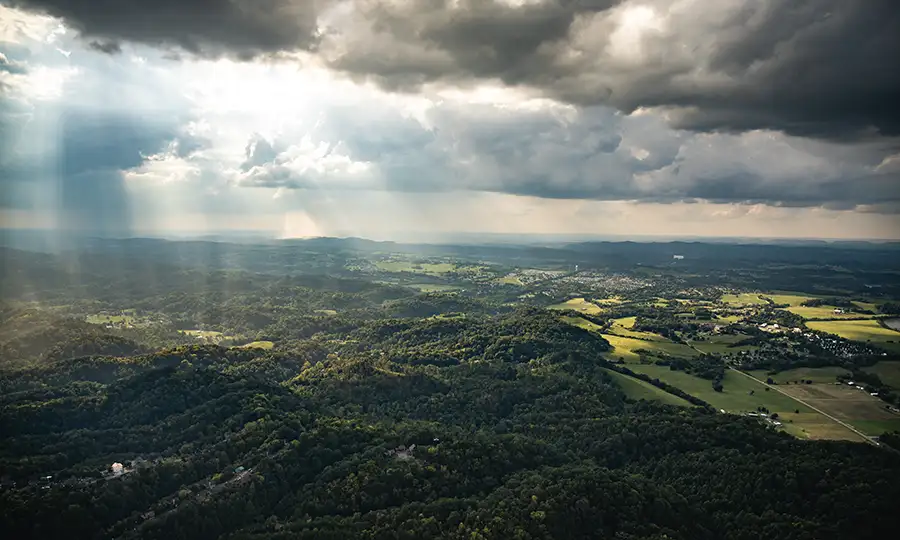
xmin=2 ymin=243 xmax=900 ymax=539
xmin=1 ymin=310 xmax=898 ymax=539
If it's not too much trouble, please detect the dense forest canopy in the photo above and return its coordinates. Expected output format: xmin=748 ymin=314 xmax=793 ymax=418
xmin=1 ymin=238 xmax=900 ymax=539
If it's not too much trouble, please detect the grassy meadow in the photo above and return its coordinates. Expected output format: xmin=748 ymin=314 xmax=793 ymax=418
xmin=720 ymin=293 xmax=768 ymax=306
xmin=785 ymin=306 xmax=875 ymax=320
xmin=236 ymin=340 xmax=275 ymax=350
xmin=602 ymin=368 xmax=695 ymax=407
xmin=807 ymin=319 xmax=900 ymax=352
xmin=549 ymin=298 xmax=605 ymax=315
xmin=749 ymin=366 xmax=851 ymax=385
xmin=630 ymin=365 xmax=866 ymax=441
xmin=778 ymin=383 xmax=900 ymax=436
xmin=862 ymin=361 xmax=900 ymax=390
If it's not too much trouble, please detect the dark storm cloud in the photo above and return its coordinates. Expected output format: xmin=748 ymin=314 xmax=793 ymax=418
xmin=231 ymin=102 xmax=900 ymax=211
xmin=672 ymin=171 xmax=900 ymax=210
xmin=332 ymin=0 xmax=900 ymax=141
xmin=7 ymin=0 xmax=328 ymax=58
xmin=655 ymin=0 xmax=900 ymax=140
xmin=0 ymin=104 xmax=198 ymax=234
xmin=57 ymin=110 xmax=182 ymax=176
xmin=88 ymin=41 xmax=122 ymax=55
xmin=10 ymin=0 xmax=898 ymax=139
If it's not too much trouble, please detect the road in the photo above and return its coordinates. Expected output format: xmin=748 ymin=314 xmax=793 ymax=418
xmin=728 ymin=367 xmax=879 ymax=447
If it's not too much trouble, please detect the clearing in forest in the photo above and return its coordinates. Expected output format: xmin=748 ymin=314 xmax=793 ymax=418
xmin=762 ymin=292 xmax=820 ymax=306
xmin=549 ymin=297 xmax=604 ymax=315
xmin=559 ymin=315 xmax=696 ymax=362
xmin=602 ymin=368 xmax=695 ymax=407
xmin=607 ymin=317 xmax=669 ymax=342
xmin=785 ymin=305 xmax=875 ymax=320
xmin=720 ymin=293 xmax=767 ymax=306
xmin=497 ymin=275 xmax=524 ymax=286
xmin=689 ymin=333 xmax=757 ymax=354
xmin=862 ymin=361 xmax=900 ymax=390
xmin=601 ymin=334 xmax=698 ymax=363
xmin=628 ymin=364 xmax=866 ymax=442
xmin=237 ymin=341 xmax=275 ymax=350
xmin=408 ymin=284 xmax=461 ymax=292
xmin=748 ymin=366 xmax=851 ymax=385
xmin=375 ymin=260 xmax=476 ymax=275
xmin=778 ymin=382 xmax=900 ymax=436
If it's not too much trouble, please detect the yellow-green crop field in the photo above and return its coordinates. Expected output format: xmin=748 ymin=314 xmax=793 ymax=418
xmin=785 ymin=306 xmax=874 ymax=320
xmin=376 ymin=261 xmax=459 ymax=274
xmin=549 ymin=298 xmax=604 ymax=315
xmin=607 ymin=317 xmax=670 ymax=342
xmin=601 ymin=334 xmax=698 ymax=363
xmin=749 ymin=366 xmax=851 ymax=385
xmin=720 ymin=293 xmax=768 ymax=306
xmin=629 ymin=365 xmax=866 ymax=441
xmin=807 ymin=319 xmax=900 ymax=352
xmin=778 ymin=382 xmax=900 ymax=436
xmin=237 ymin=341 xmax=275 ymax=350
xmin=762 ymin=292 xmax=819 ymax=306
xmin=690 ymin=333 xmax=756 ymax=354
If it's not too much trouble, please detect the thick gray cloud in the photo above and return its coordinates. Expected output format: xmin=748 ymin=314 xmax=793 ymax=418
xmin=88 ymin=41 xmax=122 ymax=55
xmin=3 ymin=0 xmax=899 ymax=235
xmin=241 ymin=134 xmax=280 ymax=172
xmin=228 ymin=102 xmax=900 ymax=210
xmin=6 ymin=0 xmax=328 ymax=58
xmin=0 ymin=105 xmax=200 ymax=234
xmin=327 ymin=0 xmax=900 ymax=141
xmin=10 ymin=0 xmax=899 ymax=141
xmin=0 ymin=40 xmax=202 ymax=234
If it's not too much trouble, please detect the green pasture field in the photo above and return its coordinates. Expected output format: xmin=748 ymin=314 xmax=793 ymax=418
xmin=86 ymin=314 xmax=135 ymax=324
xmin=559 ymin=315 xmax=697 ymax=362
xmin=560 ymin=315 xmax=603 ymax=332
xmin=749 ymin=366 xmax=851 ymax=385
xmin=628 ymin=365 xmax=866 ymax=441
xmin=602 ymin=334 xmax=698 ymax=363
xmin=852 ymin=300 xmax=880 ymax=313
xmin=689 ymin=333 xmax=757 ymax=354
xmin=785 ymin=306 xmax=875 ymax=320
xmin=236 ymin=341 xmax=275 ymax=350
xmin=862 ymin=361 xmax=900 ymax=390
xmin=408 ymin=284 xmax=461 ymax=292
xmin=720 ymin=293 xmax=767 ymax=306
xmin=762 ymin=292 xmax=819 ymax=306
xmin=628 ymin=365 xmax=808 ymax=413
xmin=778 ymin=383 xmax=900 ymax=436
xmin=602 ymin=368 xmax=695 ymax=407
xmin=181 ymin=330 xmax=236 ymax=344
xmin=807 ymin=319 xmax=900 ymax=352
xmin=607 ymin=317 xmax=670 ymax=342
xmin=375 ymin=260 xmax=478 ymax=275
xmin=549 ymin=298 xmax=604 ymax=315
xmin=776 ymin=411 xmax=868 ymax=442
xmin=181 ymin=329 xmax=225 ymax=338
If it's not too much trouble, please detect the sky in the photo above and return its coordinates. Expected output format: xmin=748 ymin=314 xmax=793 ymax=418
xmin=0 ymin=0 xmax=898 ymax=240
